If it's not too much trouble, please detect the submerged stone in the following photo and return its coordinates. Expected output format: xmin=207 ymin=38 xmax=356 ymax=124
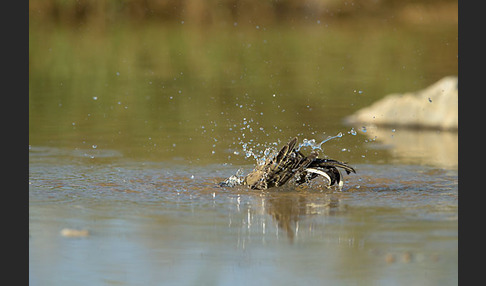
xmin=60 ymin=228 xmax=90 ymax=238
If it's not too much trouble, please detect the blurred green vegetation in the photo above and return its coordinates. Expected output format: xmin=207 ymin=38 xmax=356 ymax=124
xmin=29 ymin=0 xmax=457 ymax=27
xmin=29 ymin=0 xmax=457 ymax=164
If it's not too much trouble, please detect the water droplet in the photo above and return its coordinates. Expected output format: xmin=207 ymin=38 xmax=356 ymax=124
xmin=361 ymin=126 xmax=367 ymax=133
xmin=92 ymin=96 xmax=98 ymax=100
xmin=428 ymin=98 xmax=432 ymax=103
xmin=264 ymin=148 xmax=272 ymax=157
xmin=92 ymin=144 xmax=97 ymax=149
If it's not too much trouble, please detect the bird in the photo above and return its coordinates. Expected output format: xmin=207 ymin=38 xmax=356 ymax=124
xmin=222 ymin=137 xmax=356 ymax=190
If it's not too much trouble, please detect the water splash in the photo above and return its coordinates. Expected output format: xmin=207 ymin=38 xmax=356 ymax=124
xmin=237 ymin=131 xmax=346 ymax=166
xmin=348 ymin=128 xmax=357 ymax=136
xmin=223 ymin=131 xmax=349 ymax=187
xmin=220 ymin=169 xmax=245 ymax=187
xmin=296 ymin=132 xmax=343 ymax=152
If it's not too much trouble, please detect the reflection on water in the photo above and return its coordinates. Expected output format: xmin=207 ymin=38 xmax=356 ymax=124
xmin=355 ymin=125 xmax=458 ymax=169
xmin=29 ymin=21 xmax=457 ymax=165
xmin=30 ymin=149 xmax=457 ymax=285
xmin=262 ymin=190 xmax=344 ymax=242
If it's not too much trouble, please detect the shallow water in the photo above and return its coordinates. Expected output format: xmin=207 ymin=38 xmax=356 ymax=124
xmin=30 ymin=18 xmax=457 ymax=285
xmin=29 ymin=146 xmax=457 ymax=285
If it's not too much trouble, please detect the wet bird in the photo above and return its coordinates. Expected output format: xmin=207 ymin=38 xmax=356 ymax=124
xmin=227 ymin=137 xmax=356 ymax=190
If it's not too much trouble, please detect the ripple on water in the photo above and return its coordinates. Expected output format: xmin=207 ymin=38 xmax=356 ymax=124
xmin=30 ymin=145 xmax=457 ymax=224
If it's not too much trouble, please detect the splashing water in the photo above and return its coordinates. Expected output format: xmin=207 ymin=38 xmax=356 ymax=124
xmin=222 ymin=131 xmax=350 ymax=188
xmin=239 ymin=131 xmax=346 ymax=164
xmin=237 ymin=131 xmax=348 ymax=166
xmin=295 ymin=132 xmax=343 ymax=152
xmin=220 ymin=168 xmax=245 ymax=187
xmin=223 ymin=131 xmax=348 ymax=187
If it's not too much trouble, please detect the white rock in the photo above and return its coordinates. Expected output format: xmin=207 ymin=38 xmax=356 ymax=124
xmin=345 ymin=76 xmax=458 ymax=130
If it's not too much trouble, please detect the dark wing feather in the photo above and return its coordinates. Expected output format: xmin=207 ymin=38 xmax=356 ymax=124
xmin=309 ymin=158 xmax=356 ymax=174
xmin=244 ymin=137 xmax=300 ymax=189
xmin=273 ymin=150 xmax=316 ymax=187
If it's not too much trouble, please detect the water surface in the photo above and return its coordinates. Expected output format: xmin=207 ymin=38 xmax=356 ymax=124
xmin=30 ymin=19 xmax=457 ymax=285
xmin=29 ymin=145 xmax=457 ymax=285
